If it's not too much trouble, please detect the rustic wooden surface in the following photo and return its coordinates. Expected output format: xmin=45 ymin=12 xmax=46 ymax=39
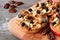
xmin=0 ymin=0 xmax=40 ymax=40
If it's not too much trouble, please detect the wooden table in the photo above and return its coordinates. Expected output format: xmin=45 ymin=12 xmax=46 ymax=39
xmin=0 ymin=0 xmax=40 ymax=40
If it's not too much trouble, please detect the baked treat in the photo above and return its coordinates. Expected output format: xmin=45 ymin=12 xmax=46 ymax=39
xmin=31 ymin=1 xmax=60 ymax=16
xmin=50 ymin=13 xmax=60 ymax=37
xmin=16 ymin=9 xmax=48 ymax=33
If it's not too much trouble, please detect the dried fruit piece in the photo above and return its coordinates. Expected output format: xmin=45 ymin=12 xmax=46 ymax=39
xmin=4 ymin=3 xmax=10 ymax=9
xmin=16 ymin=2 xmax=24 ymax=6
xmin=9 ymin=5 xmax=16 ymax=9
xmin=8 ymin=8 xmax=17 ymax=13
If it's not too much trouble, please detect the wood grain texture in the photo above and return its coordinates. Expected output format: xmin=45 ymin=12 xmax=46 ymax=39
xmin=0 ymin=0 xmax=40 ymax=40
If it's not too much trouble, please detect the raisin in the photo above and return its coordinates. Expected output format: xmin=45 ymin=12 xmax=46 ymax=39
xmin=8 ymin=8 xmax=17 ymax=13
xmin=9 ymin=5 xmax=16 ymax=9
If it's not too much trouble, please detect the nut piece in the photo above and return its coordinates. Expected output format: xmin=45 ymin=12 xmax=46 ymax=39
xmin=4 ymin=3 xmax=10 ymax=9
xmin=9 ymin=1 xmax=16 ymax=4
xmin=16 ymin=2 xmax=24 ymax=6
xmin=8 ymin=8 xmax=17 ymax=13
xmin=9 ymin=5 xmax=16 ymax=9
xmin=20 ymin=10 xmax=28 ymax=16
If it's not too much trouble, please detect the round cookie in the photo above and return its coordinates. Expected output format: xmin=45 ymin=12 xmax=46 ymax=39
xmin=16 ymin=9 xmax=48 ymax=33
xmin=50 ymin=13 xmax=60 ymax=37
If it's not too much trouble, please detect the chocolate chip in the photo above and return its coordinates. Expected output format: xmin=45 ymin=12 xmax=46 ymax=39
xmin=52 ymin=22 xmax=56 ymax=25
xmin=4 ymin=3 xmax=10 ymax=9
xmin=42 ymin=7 xmax=49 ymax=12
xmin=28 ymin=8 xmax=32 ymax=12
xmin=55 ymin=7 xmax=59 ymax=12
xmin=16 ymin=2 xmax=24 ymax=6
xmin=36 ymin=10 xmax=40 ymax=14
xmin=21 ymin=22 xmax=25 ymax=26
xmin=18 ymin=14 xmax=22 ymax=18
xmin=30 ymin=20 xmax=34 ymax=24
xmin=41 ymin=3 xmax=45 ymax=7
xmin=9 ymin=1 xmax=16 ymax=4
xmin=42 ymin=18 xmax=46 ymax=23
xmin=9 ymin=5 xmax=16 ymax=9
xmin=42 ymin=7 xmax=45 ymax=9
